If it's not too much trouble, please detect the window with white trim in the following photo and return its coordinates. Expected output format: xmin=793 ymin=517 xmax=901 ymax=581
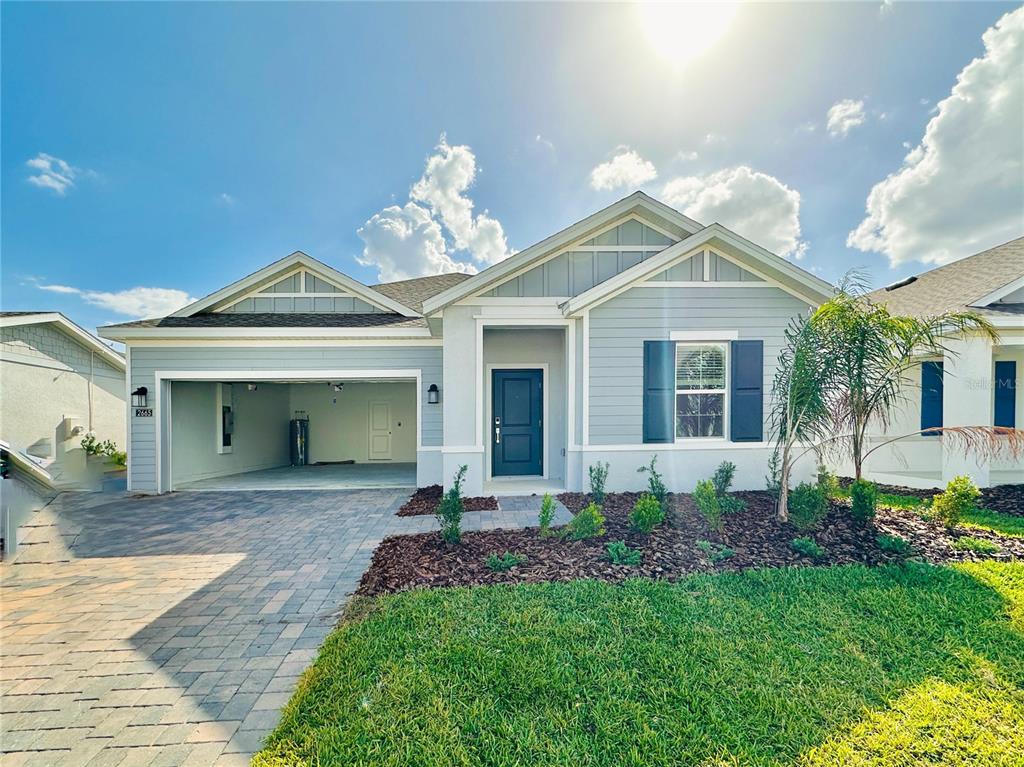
xmin=675 ymin=343 xmax=727 ymax=438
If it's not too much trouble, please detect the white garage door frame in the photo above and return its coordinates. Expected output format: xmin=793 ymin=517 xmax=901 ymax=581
xmin=153 ymin=368 xmax=422 ymax=493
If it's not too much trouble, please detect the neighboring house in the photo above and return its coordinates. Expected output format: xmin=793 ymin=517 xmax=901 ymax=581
xmin=857 ymin=237 xmax=1024 ymax=489
xmin=99 ymin=191 xmax=834 ymax=496
xmin=1 ymin=312 xmax=126 ymax=461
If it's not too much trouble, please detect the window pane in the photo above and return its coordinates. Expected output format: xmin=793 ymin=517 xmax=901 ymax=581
xmin=676 ymin=345 xmax=725 ymax=390
xmin=676 ymin=393 xmax=724 ymax=437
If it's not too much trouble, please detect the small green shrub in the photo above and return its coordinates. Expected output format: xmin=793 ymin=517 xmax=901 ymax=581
xmin=719 ymin=495 xmax=748 ymax=515
xmin=929 ymin=475 xmax=981 ymax=530
xmin=816 ymin=464 xmax=840 ymax=498
xmin=436 ymin=465 xmax=467 ymax=544
xmin=696 ymin=539 xmax=735 ymax=563
xmin=711 ymin=461 xmax=736 ymax=496
xmin=562 ymin=502 xmax=606 ymax=540
xmin=952 ymin=536 xmax=1000 ymax=554
xmin=606 ymin=540 xmax=642 ymax=565
xmin=588 ymin=462 xmax=609 ymax=504
xmin=694 ymin=479 xmax=722 ymax=532
xmin=876 ymin=533 xmax=911 ymax=556
xmin=850 ymin=479 xmax=878 ymax=523
xmin=485 ymin=552 xmax=528 ymax=571
xmin=791 ymin=536 xmax=825 ymax=559
xmin=765 ymin=450 xmax=782 ymax=496
xmin=630 ymin=493 xmax=665 ymax=533
xmin=538 ymin=493 xmax=556 ymax=535
xmin=788 ymin=482 xmax=828 ymax=530
xmin=637 ymin=455 xmax=667 ymax=511
xmin=81 ymin=434 xmax=124 ymax=465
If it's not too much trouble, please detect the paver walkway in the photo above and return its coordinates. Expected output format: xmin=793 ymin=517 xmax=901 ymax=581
xmin=0 ymin=489 xmax=571 ymax=766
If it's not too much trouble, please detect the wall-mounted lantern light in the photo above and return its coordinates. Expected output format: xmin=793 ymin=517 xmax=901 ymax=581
xmin=427 ymin=383 xmax=440 ymax=404
xmin=131 ymin=386 xmax=148 ymax=408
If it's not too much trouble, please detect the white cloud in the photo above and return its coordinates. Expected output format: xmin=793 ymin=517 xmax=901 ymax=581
xmin=848 ymin=6 xmax=1024 ymax=266
xmin=357 ymin=135 xmax=512 ymax=281
xmin=410 ymin=135 xmax=512 ymax=267
xmin=37 ymin=283 xmax=196 ymax=318
xmin=674 ymin=150 xmax=700 ymax=162
xmin=356 ymin=202 xmax=475 ymax=282
xmin=589 ymin=148 xmax=658 ymax=191
xmin=826 ymin=99 xmax=866 ymax=137
xmin=26 ymin=153 xmax=77 ymax=195
xmin=662 ymin=166 xmax=807 ymax=259
xmin=880 ymin=0 xmax=894 ymax=17
xmin=218 ymin=193 xmax=236 ymax=205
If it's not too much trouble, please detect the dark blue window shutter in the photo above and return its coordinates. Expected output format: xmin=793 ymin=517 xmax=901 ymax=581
xmin=921 ymin=361 xmax=943 ymax=436
xmin=995 ymin=361 xmax=1016 ymax=428
xmin=643 ymin=341 xmax=676 ymax=443
xmin=730 ymin=340 xmax=763 ymax=442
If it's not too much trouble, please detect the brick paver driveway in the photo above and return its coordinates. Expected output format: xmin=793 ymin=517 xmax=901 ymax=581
xmin=1 ymin=489 xmax=568 ymax=766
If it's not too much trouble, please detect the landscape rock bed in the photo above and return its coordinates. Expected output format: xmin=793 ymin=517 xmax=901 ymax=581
xmin=395 ymin=484 xmax=498 ymax=516
xmin=357 ymin=489 xmax=1024 ymax=597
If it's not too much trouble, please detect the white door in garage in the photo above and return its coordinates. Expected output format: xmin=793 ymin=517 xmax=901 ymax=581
xmin=368 ymin=401 xmax=392 ymax=460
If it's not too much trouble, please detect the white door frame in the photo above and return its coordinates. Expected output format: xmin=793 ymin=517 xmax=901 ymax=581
xmin=485 ymin=363 xmax=549 ymax=481
xmin=153 ymin=368 xmax=421 ymax=492
xmin=367 ymin=400 xmax=393 ymax=461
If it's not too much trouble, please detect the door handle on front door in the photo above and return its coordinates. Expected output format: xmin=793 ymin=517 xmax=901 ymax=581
xmin=495 ymin=427 xmax=500 ymax=444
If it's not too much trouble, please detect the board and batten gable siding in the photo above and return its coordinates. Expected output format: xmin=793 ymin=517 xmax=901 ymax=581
xmin=127 ymin=345 xmax=442 ymax=491
xmin=587 ymin=285 xmax=812 ymax=444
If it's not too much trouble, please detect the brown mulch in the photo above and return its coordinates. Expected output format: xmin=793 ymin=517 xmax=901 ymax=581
xmin=358 ymin=488 xmax=1024 ymax=597
xmin=396 ymin=485 xmax=498 ymax=517
xmin=838 ymin=478 xmax=1024 ymax=517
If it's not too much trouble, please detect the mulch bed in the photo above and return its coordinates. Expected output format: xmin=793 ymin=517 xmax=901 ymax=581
xmin=396 ymin=485 xmax=498 ymax=517
xmin=358 ymin=488 xmax=1023 ymax=597
xmin=838 ymin=478 xmax=1024 ymax=517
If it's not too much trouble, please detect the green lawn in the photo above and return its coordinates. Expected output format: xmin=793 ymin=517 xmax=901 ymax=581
xmin=255 ymin=562 xmax=1023 ymax=767
xmin=962 ymin=509 xmax=1024 ymax=538
xmin=831 ymin=486 xmax=925 ymax=510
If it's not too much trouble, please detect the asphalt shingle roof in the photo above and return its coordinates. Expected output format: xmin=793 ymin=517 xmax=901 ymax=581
xmin=102 ymin=271 xmax=473 ymax=330
xmin=868 ymin=236 xmax=1024 ymax=319
xmin=105 ymin=313 xmax=427 ymax=329
xmin=371 ymin=272 xmax=473 ymax=313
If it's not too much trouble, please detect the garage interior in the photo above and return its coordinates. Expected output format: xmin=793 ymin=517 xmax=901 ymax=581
xmin=169 ymin=378 xmax=417 ymax=490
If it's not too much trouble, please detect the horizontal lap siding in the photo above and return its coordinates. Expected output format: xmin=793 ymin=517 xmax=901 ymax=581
xmin=588 ymin=287 xmax=810 ymax=444
xmin=128 ymin=345 xmax=442 ymax=490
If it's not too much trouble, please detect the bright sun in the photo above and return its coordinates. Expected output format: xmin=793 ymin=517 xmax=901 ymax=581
xmin=636 ymin=2 xmax=739 ymax=69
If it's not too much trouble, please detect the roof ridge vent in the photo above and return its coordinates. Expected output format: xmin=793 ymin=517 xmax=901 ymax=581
xmin=884 ymin=275 xmax=918 ymax=292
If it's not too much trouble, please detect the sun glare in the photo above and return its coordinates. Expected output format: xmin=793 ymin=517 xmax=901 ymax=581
xmin=636 ymin=2 xmax=739 ymax=69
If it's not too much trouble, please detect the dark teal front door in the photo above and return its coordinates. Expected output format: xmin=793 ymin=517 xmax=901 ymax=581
xmin=492 ymin=369 xmax=543 ymax=477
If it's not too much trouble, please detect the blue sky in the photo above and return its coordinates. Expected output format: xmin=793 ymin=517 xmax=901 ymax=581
xmin=3 ymin=2 xmax=1021 ymax=336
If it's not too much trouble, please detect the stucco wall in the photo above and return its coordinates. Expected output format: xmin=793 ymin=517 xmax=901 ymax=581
xmin=0 ymin=323 xmax=125 ymax=456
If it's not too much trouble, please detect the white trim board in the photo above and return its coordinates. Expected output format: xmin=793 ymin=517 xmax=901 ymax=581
xmin=423 ymin=192 xmax=703 ymax=314
xmin=485 ymin=363 xmax=550 ymax=481
xmin=1 ymin=312 xmax=125 ymax=370
xmin=971 ymin=273 xmax=1024 ymax=307
xmin=169 ymin=251 xmax=419 ymax=318
xmin=151 ymin=368 xmax=423 ymax=493
xmin=561 ymin=227 xmax=832 ymax=316
xmin=100 ymin=326 xmax=433 ymax=341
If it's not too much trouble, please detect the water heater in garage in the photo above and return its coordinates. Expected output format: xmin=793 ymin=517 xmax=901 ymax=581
xmin=290 ymin=415 xmax=309 ymax=466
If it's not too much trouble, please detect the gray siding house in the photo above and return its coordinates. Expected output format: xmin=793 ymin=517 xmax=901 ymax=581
xmin=100 ymin=192 xmax=834 ymax=496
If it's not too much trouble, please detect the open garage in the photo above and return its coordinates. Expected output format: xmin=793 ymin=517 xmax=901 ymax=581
xmin=167 ymin=376 xmax=418 ymax=490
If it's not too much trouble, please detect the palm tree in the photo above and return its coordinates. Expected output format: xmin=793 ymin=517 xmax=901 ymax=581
xmin=769 ymin=274 xmax=1019 ymax=522
xmin=811 ymin=285 xmax=999 ymax=480
xmin=770 ymin=311 xmax=837 ymax=522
